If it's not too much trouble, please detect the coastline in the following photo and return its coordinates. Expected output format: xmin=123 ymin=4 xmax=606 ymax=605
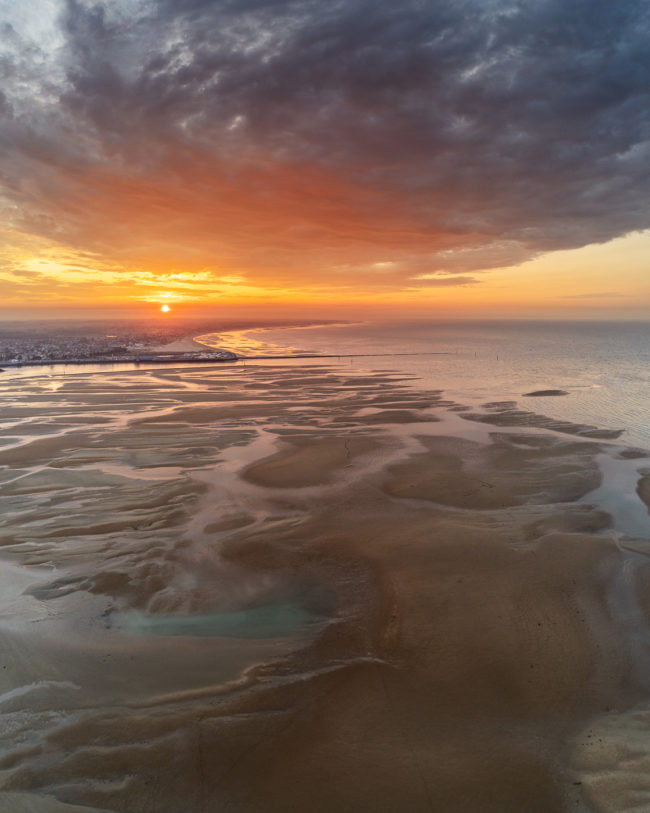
xmin=148 ymin=335 xmax=215 ymax=352
xmin=0 ymin=357 xmax=649 ymax=811
xmin=194 ymin=320 xmax=359 ymax=356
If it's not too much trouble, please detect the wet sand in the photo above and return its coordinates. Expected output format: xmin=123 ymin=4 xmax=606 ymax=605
xmin=637 ymin=473 xmax=650 ymax=513
xmin=0 ymin=363 xmax=649 ymax=812
xmin=462 ymin=400 xmax=625 ymax=440
xmin=243 ymin=434 xmax=380 ymax=488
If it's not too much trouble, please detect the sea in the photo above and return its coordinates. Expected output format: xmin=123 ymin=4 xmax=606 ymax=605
xmin=200 ymin=319 xmax=650 ymax=450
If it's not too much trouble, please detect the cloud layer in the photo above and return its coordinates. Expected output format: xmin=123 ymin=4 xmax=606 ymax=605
xmin=1 ymin=0 xmax=649 ymax=295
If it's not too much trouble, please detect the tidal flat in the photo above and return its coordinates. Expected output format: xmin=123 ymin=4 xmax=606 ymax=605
xmin=1 ymin=362 xmax=650 ymax=812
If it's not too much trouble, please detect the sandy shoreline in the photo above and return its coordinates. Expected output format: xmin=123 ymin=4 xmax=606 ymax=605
xmin=0 ymin=362 xmax=649 ymax=811
xmin=147 ymin=335 xmax=214 ymax=352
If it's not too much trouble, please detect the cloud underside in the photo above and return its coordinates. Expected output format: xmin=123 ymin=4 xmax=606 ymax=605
xmin=0 ymin=0 xmax=649 ymax=293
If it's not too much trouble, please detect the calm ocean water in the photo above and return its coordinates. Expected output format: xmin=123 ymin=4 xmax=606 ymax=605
xmin=205 ymin=320 xmax=650 ymax=450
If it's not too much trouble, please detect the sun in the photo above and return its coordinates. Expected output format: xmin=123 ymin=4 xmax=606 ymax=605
xmin=160 ymin=304 xmax=170 ymax=313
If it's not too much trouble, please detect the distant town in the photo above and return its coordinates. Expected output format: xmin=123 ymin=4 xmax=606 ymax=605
xmin=0 ymin=318 xmax=329 ymax=368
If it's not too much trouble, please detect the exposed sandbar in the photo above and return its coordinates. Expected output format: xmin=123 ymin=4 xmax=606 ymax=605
xmin=637 ymin=472 xmax=650 ymax=513
xmin=243 ymin=434 xmax=380 ymax=488
xmin=204 ymin=501 xmax=626 ymax=813
xmin=523 ymin=389 xmax=569 ymax=397
xmin=0 ymin=364 xmax=641 ymax=813
xmin=334 ymin=408 xmax=440 ymax=425
xmin=383 ymin=432 xmax=602 ymax=509
xmin=462 ymin=400 xmax=623 ymax=439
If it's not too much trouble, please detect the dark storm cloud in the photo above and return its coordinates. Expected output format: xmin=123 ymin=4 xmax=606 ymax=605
xmin=1 ymin=0 xmax=649 ymax=282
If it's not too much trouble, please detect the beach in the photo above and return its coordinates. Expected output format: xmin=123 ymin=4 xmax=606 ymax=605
xmin=1 ymin=331 xmax=650 ymax=811
xmin=3 ymin=0 xmax=649 ymax=805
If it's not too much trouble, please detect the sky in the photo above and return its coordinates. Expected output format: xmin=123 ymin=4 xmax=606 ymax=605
xmin=0 ymin=0 xmax=649 ymax=319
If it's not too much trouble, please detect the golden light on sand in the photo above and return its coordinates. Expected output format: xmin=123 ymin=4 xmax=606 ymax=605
xmin=161 ymin=304 xmax=170 ymax=313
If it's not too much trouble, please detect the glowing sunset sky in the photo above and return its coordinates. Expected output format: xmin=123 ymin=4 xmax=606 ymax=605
xmin=0 ymin=0 xmax=649 ymax=318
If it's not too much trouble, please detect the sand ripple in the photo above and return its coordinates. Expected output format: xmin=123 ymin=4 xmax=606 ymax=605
xmin=0 ymin=363 xmax=648 ymax=811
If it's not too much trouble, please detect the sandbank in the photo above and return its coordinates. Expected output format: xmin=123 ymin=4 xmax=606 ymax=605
xmin=243 ymin=434 xmax=380 ymax=488
xmin=523 ymin=389 xmax=569 ymax=397
xmin=637 ymin=472 xmax=650 ymax=513
xmin=0 ymin=362 xmax=646 ymax=813
xmin=462 ymin=400 xmax=623 ymax=439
